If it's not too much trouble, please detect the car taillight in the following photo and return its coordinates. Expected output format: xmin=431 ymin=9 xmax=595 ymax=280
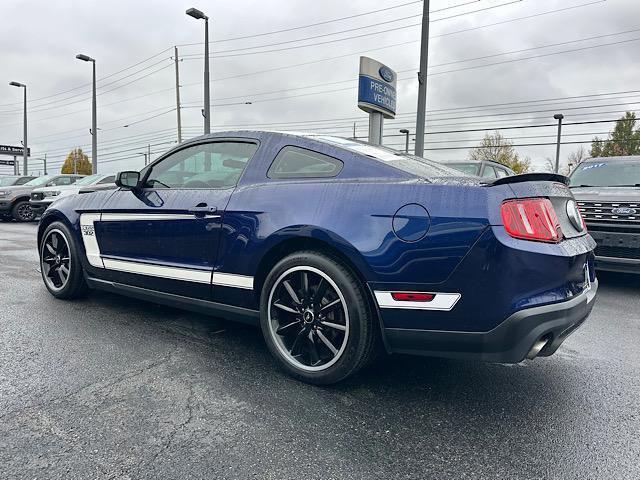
xmin=391 ymin=292 xmax=435 ymax=302
xmin=501 ymin=198 xmax=563 ymax=243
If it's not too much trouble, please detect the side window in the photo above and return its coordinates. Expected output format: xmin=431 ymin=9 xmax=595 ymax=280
xmin=482 ymin=166 xmax=497 ymax=178
xmin=16 ymin=177 xmax=32 ymax=185
xmin=267 ymin=146 xmax=343 ymax=179
xmin=53 ymin=177 xmax=74 ymax=186
xmin=496 ymin=168 xmax=509 ymax=178
xmin=146 ymin=141 xmax=258 ymax=189
xmin=98 ymin=175 xmax=116 ymax=184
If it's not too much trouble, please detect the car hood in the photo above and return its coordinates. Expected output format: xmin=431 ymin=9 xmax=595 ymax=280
xmin=570 ymin=186 xmax=640 ymax=202
xmin=0 ymin=185 xmax=34 ymax=195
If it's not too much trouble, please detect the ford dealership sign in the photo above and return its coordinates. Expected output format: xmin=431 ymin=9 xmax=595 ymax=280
xmin=358 ymin=57 xmax=397 ymax=119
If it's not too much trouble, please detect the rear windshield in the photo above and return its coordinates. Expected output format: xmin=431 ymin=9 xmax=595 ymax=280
xmin=0 ymin=176 xmax=19 ymax=187
xmin=445 ymin=163 xmax=481 ymax=176
xmin=313 ymin=136 xmax=465 ymax=178
xmin=569 ymin=161 xmax=640 ymax=187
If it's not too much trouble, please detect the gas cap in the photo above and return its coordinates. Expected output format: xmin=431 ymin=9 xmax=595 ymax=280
xmin=392 ymin=203 xmax=431 ymax=242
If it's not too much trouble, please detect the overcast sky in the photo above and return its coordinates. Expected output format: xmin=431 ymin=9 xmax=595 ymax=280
xmin=0 ymin=0 xmax=639 ymax=175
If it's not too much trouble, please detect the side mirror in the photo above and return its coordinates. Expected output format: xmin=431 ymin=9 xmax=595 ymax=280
xmin=115 ymin=171 xmax=140 ymax=190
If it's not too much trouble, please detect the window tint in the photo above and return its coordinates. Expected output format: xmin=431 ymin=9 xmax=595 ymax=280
xmin=495 ymin=168 xmax=509 ymax=178
xmin=268 ymin=146 xmax=343 ymax=179
xmin=482 ymin=165 xmax=497 ymax=178
xmin=53 ymin=176 xmax=76 ymax=186
xmin=98 ymin=175 xmax=116 ymax=184
xmin=146 ymin=141 xmax=258 ymax=189
xmin=448 ymin=163 xmax=480 ymax=176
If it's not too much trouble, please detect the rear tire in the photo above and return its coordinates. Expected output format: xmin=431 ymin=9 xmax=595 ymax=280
xmin=12 ymin=200 xmax=36 ymax=222
xmin=40 ymin=221 xmax=89 ymax=299
xmin=260 ymin=250 xmax=378 ymax=385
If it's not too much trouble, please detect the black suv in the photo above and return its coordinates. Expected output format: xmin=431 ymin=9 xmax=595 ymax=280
xmin=570 ymin=156 xmax=640 ymax=273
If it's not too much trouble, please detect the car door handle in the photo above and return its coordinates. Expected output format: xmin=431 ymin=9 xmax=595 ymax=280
xmin=189 ymin=205 xmax=218 ymax=216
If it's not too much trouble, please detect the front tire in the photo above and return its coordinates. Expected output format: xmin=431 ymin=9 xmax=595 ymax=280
xmin=12 ymin=200 xmax=36 ymax=222
xmin=260 ymin=251 xmax=378 ymax=384
xmin=40 ymin=221 xmax=89 ymax=299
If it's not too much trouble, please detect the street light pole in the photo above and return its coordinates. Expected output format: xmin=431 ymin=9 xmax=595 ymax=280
xmin=414 ymin=0 xmax=430 ymax=158
xmin=554 ymin=113 xmax=564 ymax=174
xmin=76 ymin=54 xmax=98 ymax=173
xmin=400 ymin=129 xmax=410 ymax=153
xmin=186 ymin=7 xmax=211 ymax=135
xmin=9 ymin=81 xmax=27 ymax=175
xmin=174 ymin=46 xmax=183 ymax=143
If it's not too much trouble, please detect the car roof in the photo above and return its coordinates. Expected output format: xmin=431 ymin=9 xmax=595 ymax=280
xmin=585 ymin=156 xmax=640 ymax=162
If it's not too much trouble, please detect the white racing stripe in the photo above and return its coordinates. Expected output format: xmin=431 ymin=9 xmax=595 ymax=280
xmin=79 ymin=213 xmax=252 ymax=289
xmin=374 ymin=291 xmax=461 ymax=311
xmin=101 ymin=213 xmax=213 ymax=221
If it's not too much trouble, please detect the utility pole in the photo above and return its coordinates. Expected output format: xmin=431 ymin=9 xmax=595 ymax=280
xmin=174 ymin=46 xmax=183 ymax=143
xmin=554 ymin=113 xmax=564 ymax=173
xmin=13 ymin=156 xmax=17 ymax=175
xmin=43 ymin=154 xmax=47 ymax=175
xmin=353 ymin=122 xmax=356 ymax=138
xmin=9 ymin=82 xmax=28 ymax=174
xmin=76 ymin=54 xmax=98 ymax=173
xmin=414 ymin=0 xmax=430 ymax=158
xmin=147 ymin=144 xmax=151 ymax=166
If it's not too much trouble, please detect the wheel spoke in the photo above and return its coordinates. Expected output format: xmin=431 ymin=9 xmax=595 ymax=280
xmin=57 ymin=266 xmax=67 ymax=284
xmin=320 ymin=321 xmax=346 ymax=332
xmin=313 ymin=278 xmax=328 ymax=303
xmin=301 ymin=271 xmax=309 ymax=297
xmin=51 ymin=233 xmax=58 ymax=249
xmin=283 ymin=280 xmax=301 ymax=305
xmin=60 ymin=264 xmax=70 ymax=276
xmin=43 ymin=257 xmax=56 ymax=264
xmin=307 ymin=331 xmax=321 ymax=365
xmin=276 ymin=320 xmax=300 ymax=335
xmin=273 ymin=302 xmax=298 ymax=314
xmin=320 ymin=298 xmax=342 ymax=314
xmin=316 ymin=330 xmax=338 ymax=356
xmin=289 ymin=328 xmax=306 ymax=356
xmin=45 ymin=243 xmax=56 ymax=255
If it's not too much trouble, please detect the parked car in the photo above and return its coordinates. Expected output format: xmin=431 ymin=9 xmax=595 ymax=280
xmin=570 ymin=156 xmax=640 ymax=274
xmin=441 ymin=160 xmax=515 ymax=178
xmin=37 ymin=132 xmax=597 ymax=384
xmin=0 ymin=174 xmax=84 ymax=222
xmin=30 ymin=173 xmax=115 ymax=215
xmin=0 ymin=175 xmax=36 ymax=187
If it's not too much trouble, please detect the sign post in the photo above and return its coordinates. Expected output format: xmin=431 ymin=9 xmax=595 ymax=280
xmin=357 ymin=57 xmax=397 ymax=145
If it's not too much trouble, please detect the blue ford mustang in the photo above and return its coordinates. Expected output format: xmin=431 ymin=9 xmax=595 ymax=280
xmin=37 ymin=131 xmax=598 ymax=384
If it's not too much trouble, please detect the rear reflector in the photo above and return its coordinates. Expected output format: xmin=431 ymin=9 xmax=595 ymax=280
xmin=501 ymin=198 xmax=563 ymax=243
xmin=391 ymin=292 xmax=435 ymax=302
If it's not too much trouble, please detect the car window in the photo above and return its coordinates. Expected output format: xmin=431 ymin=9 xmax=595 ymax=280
xmin=53 ymin=176 xmax=76 ymax=186
xmin=268 ymin=146 xmax=343 ymax=179
xmin=98 ymin=175 xmax=116 ymax=184
xmin=16 ymin=177 xmax=35 ymax=185
xmin=495 ymin=168 xmax=509 ymax=178
xmin=447 ymin=163 xmax=480 ymax=176
xmin=146 ymin=141 xmax=258 ymax=189
xmin=482 ymin=166 xmax=497 ymax=178
xmin=0 ymin=176 xmax=19 ymax=186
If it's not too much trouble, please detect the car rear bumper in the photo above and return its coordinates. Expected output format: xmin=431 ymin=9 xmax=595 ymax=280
xmin=384 ymin=278 xmax=598 ymax=363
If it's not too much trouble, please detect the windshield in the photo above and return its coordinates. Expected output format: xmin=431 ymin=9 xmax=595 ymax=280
xmin=74 ymin=174 xmax=101 ymax=186
xmin=312 ymin=136 xmax=465 ymax=178
xmin=0 ymin=176 xmax=19 ymax=187
xmin=23 ymin=175 xmax=55 ymax=186
xmin=569 ymin=161 xmax=640 ymax=187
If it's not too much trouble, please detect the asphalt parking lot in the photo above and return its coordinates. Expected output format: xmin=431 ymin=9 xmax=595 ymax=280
xmin=0 ymin=222 xmax=639 ymax=480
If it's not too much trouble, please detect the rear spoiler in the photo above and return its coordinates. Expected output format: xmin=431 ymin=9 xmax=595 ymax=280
xmin=487 ymin=173 xmax=569 ymax=187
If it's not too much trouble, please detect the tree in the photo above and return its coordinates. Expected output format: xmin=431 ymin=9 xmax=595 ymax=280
xmin=469 ymin=131 xmax=531 ymax=173
xmin=61 ymin=148 xmax=92 ymax=175
xmin=590 ymin=111 xmax=640 ymax=157
xmin=566 ymin=146 xmax=588 ymax=174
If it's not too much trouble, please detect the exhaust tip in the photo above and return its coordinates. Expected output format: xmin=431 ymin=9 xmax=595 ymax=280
xmin=526 ymin=338 xmax=549 ymax=360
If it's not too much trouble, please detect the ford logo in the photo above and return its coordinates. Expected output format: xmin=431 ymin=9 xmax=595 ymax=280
xmin=611 ymin=207 xmax=637 ymax=216
xmin=379 ymin=66 xmax=394 ymax=83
